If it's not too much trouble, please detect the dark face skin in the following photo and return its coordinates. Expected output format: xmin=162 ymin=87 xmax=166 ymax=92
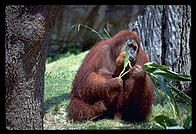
xmin=127 ymin=39 xmax=138 ymax=62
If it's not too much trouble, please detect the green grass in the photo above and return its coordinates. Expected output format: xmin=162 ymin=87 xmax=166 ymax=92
xmin=43 ymin=51 xmax=191 ymax=130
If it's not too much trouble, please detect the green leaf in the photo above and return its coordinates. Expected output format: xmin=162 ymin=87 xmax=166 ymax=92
xmin=143 ymin=62 xmax=191 ymax=81
xmin=157 ymin=78 xmax=180 ymax=118
xmin=157 ymin=78 xmax=170 ymax=96
xmin=77 ymin=24 xmax=81 ymax=31
xmin=147 ymin=73 xmax=164 ymax=106
xmin=153 ymin=115 xmax=178 ymax=129
xmin=71 ymin=24 xmax=104 ymax=40
xmin=153 ymin=69 xmax=191 ymax=81
xmin=169 ymin=96 xmax=180 ymax=118
xmin=124 ymin=41 xmax=131 ymax=69
xmin=103 ymin=28 xmax=111 ymax=38
xmin=183 ymin=115 xmax=192 ymax=129
xmin=168 ymin=84 xmax=192 ymax=106
xmin=87 ymin=125 xmax=99 ymax=130
xmin=119 ymin=40 xmax=132 ymax=78
xmin=143 ymin=62 xmax=168 ymax=73
xmin=71 ymin=24 xmax=76 ymax=30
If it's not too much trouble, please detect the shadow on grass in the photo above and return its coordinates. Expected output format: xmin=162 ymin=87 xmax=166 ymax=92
xmin=43 ymin=93 xmax=70 ymax=115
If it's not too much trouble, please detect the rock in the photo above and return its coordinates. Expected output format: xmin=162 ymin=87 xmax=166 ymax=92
xmin=48 ymin=5 xmax=146 ymax=55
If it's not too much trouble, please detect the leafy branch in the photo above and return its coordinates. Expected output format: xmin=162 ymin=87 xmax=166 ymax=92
xmin=119 ymin=40 xmax=132 ymax=78
xmin=143 ymin=62 xmax=192 ymax=129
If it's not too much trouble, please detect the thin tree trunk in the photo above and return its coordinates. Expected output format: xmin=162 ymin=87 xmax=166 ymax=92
xmin=5 ymin=5 xmax=60 ymax=130
xmin=129 ymin=5 xmax=191 ymax=95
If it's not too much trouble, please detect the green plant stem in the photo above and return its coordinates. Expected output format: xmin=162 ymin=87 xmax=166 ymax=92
xmin=104 ymin=28 xmax=111 ymax=38
xmin=119 ymin=68 xmax=132 ymax=78
xmin=73 ymin=24 xmax=104 ymax=40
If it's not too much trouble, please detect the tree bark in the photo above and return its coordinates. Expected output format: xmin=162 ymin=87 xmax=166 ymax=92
xmin=5 ymin=5 xmax=60 ymax=130
xmin=129 ymin=5 xmax=191 ymax=95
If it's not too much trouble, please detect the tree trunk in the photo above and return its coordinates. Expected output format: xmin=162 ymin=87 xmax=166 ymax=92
xmin=5 ymin=5 xmax=60 ymax=130
xmin=129 ymin=5 xmax=192 ymax=95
